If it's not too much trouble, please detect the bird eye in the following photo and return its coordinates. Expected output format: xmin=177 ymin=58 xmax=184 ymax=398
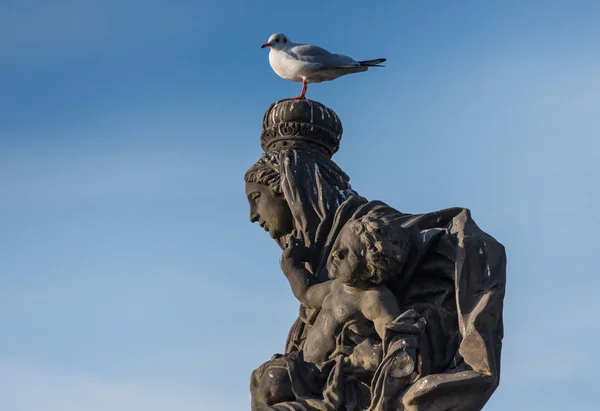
xmin=275 ymin=38 xmax=280 ymax=42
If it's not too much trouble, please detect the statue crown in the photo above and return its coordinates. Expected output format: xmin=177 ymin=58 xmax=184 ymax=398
xmin=260 ymin=99 xmax=343 ymax=157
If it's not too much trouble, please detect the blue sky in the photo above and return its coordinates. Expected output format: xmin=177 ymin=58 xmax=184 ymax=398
xmin=1 ymin=1 xmax=599 ymax=410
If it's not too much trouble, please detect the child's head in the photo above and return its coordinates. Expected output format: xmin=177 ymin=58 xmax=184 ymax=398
xmin=327 ymin=213 xmax=410 ymax=287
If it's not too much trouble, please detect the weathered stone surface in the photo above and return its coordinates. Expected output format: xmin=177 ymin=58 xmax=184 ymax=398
xmin=260 ymin=99 xmax=342 ymax=156
xmin=244 ymin=99 xmax=506 ymax=411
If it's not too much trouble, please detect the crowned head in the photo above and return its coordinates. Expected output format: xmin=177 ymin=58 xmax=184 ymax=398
xmin=260 ymin=99 xmax=343 ymax=158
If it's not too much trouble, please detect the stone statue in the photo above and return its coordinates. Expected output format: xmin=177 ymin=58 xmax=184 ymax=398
xmin=280 ymin=217 xmax=410 ymax=365
xmin=244 ymin=99 xmax=506 ymax=411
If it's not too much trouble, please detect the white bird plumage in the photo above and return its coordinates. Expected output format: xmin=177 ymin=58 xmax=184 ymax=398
xmin=261 ymin=33 xmax=386 ymax=99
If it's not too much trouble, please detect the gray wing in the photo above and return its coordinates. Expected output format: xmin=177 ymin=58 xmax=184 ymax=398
xmin=289 ymin=43 xmax=360 ymax=69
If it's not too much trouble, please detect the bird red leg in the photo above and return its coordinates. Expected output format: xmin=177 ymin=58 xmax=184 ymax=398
xmin=293 ymin=80 xmax=308 ymax=99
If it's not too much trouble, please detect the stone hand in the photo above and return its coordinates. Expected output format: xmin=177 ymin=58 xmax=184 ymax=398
xmin=342 ymin=339 xmax=383 ymax=377
xmin=281 ymin=230 xmax=308 ymax=263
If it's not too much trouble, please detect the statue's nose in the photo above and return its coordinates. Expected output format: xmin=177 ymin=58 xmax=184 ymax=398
xmin=250 ymin=211 xmax=259 ymax=223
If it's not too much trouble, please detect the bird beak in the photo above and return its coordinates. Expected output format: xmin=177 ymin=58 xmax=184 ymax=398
xmin=261 ymin=43 xmax=272 ymax=49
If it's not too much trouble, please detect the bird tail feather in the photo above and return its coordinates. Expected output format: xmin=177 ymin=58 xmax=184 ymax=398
xmin=359 ymin=58 xmax=386 ymax=67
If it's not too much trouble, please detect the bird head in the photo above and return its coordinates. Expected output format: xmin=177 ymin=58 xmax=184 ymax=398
xmin=261 ymin=33 xmax=290 ymax=50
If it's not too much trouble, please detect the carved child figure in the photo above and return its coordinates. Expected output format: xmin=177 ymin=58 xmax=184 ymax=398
xmin=280 ymin=213 xmax=411 ymax=365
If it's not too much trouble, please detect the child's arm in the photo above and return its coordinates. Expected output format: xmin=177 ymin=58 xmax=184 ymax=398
xmin=361 ymin=286 xmax=402 ymax=341
xmin=280 ymin=231 xmax=332 ymax=309
xmin=281 ymin=262 xmax=333 ymax=309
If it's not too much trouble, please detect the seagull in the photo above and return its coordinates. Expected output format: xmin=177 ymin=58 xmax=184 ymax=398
xmin=261 ymin=33 xmax=386 ymax=99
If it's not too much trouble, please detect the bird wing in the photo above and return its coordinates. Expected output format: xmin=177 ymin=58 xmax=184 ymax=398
xmin=289 ymin=44 xmax=359 ymax=69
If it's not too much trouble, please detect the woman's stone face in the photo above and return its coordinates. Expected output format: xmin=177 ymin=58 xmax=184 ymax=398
xmin=245 ymin=182 xmax=294 ymax=239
